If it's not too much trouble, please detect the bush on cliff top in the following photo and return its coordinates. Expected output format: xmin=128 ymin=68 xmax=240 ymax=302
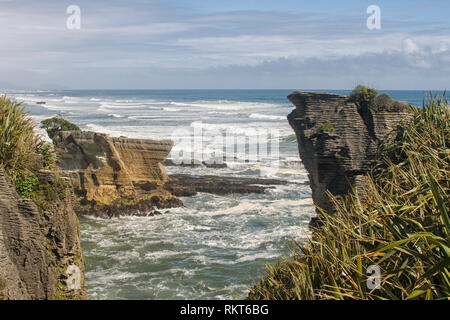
xmin=40 ymin=115 xmax=80 ymax=139
xmin=0 ymin=95 xmax=56 ymax=180
xmin=248 ymin=95 xmax=449 ymax=300
xmin=348 ymin=85 xmax=378 ymax=109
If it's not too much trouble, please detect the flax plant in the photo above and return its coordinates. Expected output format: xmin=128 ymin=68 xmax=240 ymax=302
xmin=0 ymin=95 xmax=55 ymax=180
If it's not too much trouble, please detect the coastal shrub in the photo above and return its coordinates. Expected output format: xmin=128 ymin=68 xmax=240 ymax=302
xmin=348 ymin=85 xmax=378 ymax=109
xmin=40 ymin=115 xmax=80 ymax=139
xmin=35 ymin=140 xmax=57 ymax=170
xmin=248 ymin=95 xmax=449 ymax=300
xmin=22 ymin=175 xmax=68 ymax=216
xmin=15 ymin=173 xmax=39 ymax=199
xmin=41 ymin=176 xmax=67 ymax=201
xmin=317 ymin=121 xmax=335 ymax=134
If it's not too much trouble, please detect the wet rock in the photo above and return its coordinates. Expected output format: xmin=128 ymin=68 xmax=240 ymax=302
xmin=164 ymin=159 xmax=228 ymax=169
xmin=165 ymin=174 xmax=301 ymax=197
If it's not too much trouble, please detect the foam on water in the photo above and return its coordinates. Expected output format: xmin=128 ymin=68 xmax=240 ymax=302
xmin=79 ymin=175 xmax=314 ymax=299
xmin=249 ymin=113 xmax=286 ymax=120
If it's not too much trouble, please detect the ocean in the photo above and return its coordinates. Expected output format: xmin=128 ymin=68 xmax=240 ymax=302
xmin=5 ymin=89 xmax=434 ymax=299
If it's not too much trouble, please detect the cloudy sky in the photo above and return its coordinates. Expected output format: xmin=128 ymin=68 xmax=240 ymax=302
xmin=1 ymin=0 xmax=449 ymax=89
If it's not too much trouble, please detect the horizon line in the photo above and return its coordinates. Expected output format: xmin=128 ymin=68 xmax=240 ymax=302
xmin=1 ymin=88 xmax=447 ymax=92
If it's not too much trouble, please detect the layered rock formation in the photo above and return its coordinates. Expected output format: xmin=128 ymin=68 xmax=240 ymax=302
xmin=0 ymin=169 xmax=87 ymax=300
xmin=52 ymin=131 xmax=182 ymax=217
xmin=287 ymin=91 xmax=413 ymax=217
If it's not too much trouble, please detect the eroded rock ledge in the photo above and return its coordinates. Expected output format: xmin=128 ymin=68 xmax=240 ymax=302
xmin=165 ymin=174 xmax=300 ymax=197
xmin=52 ymin=131 xmax=182 ymax=218
xmin=287 ymin=91 xmax=413 ymax=216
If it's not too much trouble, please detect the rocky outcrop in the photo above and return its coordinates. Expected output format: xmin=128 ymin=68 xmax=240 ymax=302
xmin=52 ymin=131 xmax=182 ymax=217
xmin=165 ymin=174 xmax=298 ymax=197
xmin=287 ymin=91 xmax=413 ymax=217
xmin=164 ymin=159 xmax=227 ymax=169
xmin=0 ymin=169 xmax=87 ymax=300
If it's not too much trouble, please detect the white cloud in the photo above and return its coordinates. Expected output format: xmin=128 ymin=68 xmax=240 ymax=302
xmin=402 ymin=38 xmax=420 ymax=54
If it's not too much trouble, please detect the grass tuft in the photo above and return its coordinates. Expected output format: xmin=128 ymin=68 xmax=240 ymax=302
xmin=0 ymin=95 xmax=56 ymax=180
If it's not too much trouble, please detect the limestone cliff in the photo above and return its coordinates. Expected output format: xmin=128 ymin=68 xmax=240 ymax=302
xmin=0 ymin=169 xmax=87 ymax=300
xmin=51 ymin=131 xmax=182 ymax=217
xmin=287 ymin=91 xmax=413 ymax=217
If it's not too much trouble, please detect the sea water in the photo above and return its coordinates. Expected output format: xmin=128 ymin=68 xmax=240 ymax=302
xmin=7 ymin=89 xmax=431 ymax=299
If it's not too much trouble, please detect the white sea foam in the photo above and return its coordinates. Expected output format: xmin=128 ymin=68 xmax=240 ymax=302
xmin=108 ymin=113 xmax=124 ymax=118
xmin=249 ymin=113 xmax=286 ymax=120
xmin=163 ymin=107 xmax=182 ymax=112
xmin=207 ymin=111 xmax=240 ymax=115
xmin=217 ymin=201 xmax=261 ymax=215
xmin=144 ymin=250 xmax=182 ymax=261
xmin=235 ymin=252 xmax=280 ymax=263
xmin=170 ymin=100 xmax=280 ymax=111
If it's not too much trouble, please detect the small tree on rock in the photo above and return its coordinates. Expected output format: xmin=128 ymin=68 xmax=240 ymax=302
xmin=40 ymin=115 xmax=80 ymax=139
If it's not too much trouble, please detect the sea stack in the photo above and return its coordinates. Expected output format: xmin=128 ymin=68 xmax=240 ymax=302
xmin=287 ymin=91 xmax=413 ymax=218
xmin=51 ymin=131 xmax=182 ymax=217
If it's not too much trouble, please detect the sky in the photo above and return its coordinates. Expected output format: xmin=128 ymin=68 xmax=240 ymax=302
xmin=0 ymin=0 xmax=449 ymax=90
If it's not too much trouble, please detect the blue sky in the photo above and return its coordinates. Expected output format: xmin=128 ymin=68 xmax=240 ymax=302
xmin=0 ymin=0 xmax=449 ymax=89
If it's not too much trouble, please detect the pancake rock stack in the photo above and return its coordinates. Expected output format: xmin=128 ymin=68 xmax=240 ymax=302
xmin=52 ymin=131 xmax=182 ymax=217
xmin=287 ymin=91 xmax=413 ymax=219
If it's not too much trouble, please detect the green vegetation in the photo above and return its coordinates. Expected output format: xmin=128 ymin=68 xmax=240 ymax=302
xmin=36 ymin=141 xmax=57 ymax=171
xmin=249 ymin=95 xmax=449 ymax=300
xmin=317 ymin=121 xmax=335 ymax=134
xmin=15 ymin=173 xmax=39 ymax=199
xmin=14 ymin=172 xmax=66 ymax=202
xmin=34 ymin=176 xmax=68 ymax=216
xmin=13 ymin=172 xmax=68 ymax=215
xmin=54 ymin=280 xmax=69 ymax=300
xmin=0 ymin=95 xmax=66 ymax=205
xmin=0 ymin=95 xmax=56 ymax=180
xmin=348 ymin=85 xmax=378 ymax=109
xmin=41 ymin=176 xmax=67 ymax=202
xmin=40 ymin=115 xmax=80 ymax=139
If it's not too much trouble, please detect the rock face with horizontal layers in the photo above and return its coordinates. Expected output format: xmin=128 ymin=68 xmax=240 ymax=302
xmin=51 ymin=131 xmax=182 ymax=217
xmin=0 ymin=169 xmax=87 ymax=300
xmin=287 ymin=91 xmax=413 ymax=217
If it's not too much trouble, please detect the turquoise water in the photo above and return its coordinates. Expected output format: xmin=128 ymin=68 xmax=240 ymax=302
xmin=7 ymin=89 xmax=434 ymax=299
